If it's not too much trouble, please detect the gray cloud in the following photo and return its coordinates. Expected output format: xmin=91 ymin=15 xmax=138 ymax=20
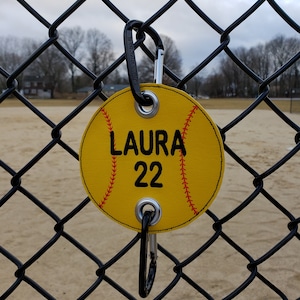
xmin=0 ymin=0 xmax=299 ymax=73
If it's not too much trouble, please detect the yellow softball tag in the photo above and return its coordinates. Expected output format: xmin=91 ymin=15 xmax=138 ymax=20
xmin=80 ymin=84 xmax=224 ymax=233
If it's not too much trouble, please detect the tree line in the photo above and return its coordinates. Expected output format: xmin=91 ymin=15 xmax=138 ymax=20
xmin=198 ymin=35 xmax=300 ymax=98
xmin=0 ymin=27 xmax=119 ymax=98
xmin=0 ymin=26 xmax=299 ymax=99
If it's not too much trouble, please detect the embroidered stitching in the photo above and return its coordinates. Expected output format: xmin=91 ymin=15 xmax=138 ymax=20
xmin=180 ymin=105 xmax=199 ymax=215
xmin=99 ymin=108 xmax=117 ymax=208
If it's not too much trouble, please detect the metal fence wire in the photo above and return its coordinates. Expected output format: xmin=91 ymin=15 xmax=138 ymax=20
xmin=1 ymin=0 xmax=300 ymax=299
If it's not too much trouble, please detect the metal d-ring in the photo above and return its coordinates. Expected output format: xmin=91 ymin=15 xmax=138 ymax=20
xmin=134 ymin=90 xmax=159 ymax=118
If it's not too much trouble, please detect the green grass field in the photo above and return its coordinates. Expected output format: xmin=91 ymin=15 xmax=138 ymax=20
xmin=1 ymin=97 xmax=298 ymax=113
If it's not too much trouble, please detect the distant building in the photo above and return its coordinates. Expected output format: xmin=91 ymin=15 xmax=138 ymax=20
xmin=76 ymin=86 xmax=94 ymax=95
xmin=290 ymin=88 xmax=300 ymax=98
xmin=23 ymin=75 xmax=51 ymax=98
xmin=77 ymin=84 xmax=128 ymax=97
xmin=103 ymin=84 xmax=128 ymax=96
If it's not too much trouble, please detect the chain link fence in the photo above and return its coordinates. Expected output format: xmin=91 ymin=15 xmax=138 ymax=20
xmin=1 ymin=1 xmax=300 ymax=299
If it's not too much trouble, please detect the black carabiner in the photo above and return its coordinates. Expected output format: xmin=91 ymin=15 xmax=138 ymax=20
xmin=139 ymin=210 xmax=157 ymax=298
xmin=123 ymin=20 xmax=164 ymax=107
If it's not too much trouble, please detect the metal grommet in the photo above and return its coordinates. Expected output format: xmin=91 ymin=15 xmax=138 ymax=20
xmin=134 ymin=90 xmax=159 ymax=118
xmin=135 ymin=198 xmax=162 ymax=226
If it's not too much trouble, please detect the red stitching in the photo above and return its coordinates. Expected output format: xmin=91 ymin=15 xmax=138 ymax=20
xmin=99 ymin=108 xmax=117 ymax=208
xmin=180 ymin=105 xmax=199 ymax=215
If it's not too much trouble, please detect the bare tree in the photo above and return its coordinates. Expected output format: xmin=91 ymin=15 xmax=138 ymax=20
xmin=85 ymin=28 xmax=114 ymax=76
xmin=186 ymin=73 xmax=204 ymax=98
xmin=138 ymin=34 xmax=182 ymax=85
xmin=202 ymin=72 xmax=225 ymax=98
xmin=60 ymin=26 xmax=85 ymax=92
xmin=0 ymin=36 xmax=30 ymax=91
xmin=266 ymin=35 xmax=300 ymax=96
xmin=219 ymin=50 xmax=244 ymax=97
xmin=0 ymin=36 xmax=30 ymax=72
xmin=247 ymin=43 xmax=270 ymax=80
xmin=34 ymin=44 xmax=67 ymax=98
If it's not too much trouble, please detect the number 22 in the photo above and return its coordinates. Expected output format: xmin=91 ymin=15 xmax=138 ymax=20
xmin=134 ymin=161 xmax=163 ymax=188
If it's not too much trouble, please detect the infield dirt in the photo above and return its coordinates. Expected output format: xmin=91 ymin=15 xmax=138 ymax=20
xmin=1 ymin=102 xmax=299 ymax=299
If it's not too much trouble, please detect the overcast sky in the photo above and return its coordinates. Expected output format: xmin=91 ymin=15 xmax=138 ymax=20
xmin=0 ymin=1 xmax=299 ymax=74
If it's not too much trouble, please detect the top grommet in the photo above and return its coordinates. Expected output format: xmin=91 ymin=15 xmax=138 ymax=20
xmin=134 ymin=90 xmax=159 ymax=118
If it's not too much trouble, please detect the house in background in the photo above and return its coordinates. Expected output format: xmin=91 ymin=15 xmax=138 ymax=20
xmin=23 ymin=75 xmax=51 ymax=99
xmin=77 ymin=84 xmax=128 ymax=97
xmin=103 ymin=84 xmax=128 ymax=96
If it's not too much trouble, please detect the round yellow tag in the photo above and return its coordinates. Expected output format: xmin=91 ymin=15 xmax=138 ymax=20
xmin=80 ymin=84 xmax=224 ymax=233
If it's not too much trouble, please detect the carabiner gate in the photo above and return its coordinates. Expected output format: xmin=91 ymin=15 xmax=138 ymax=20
xmin=136 ymin=198 xmax=161 ymax=297
xmin=139 ymin=211 xmax=157 ymax=298
xmin=123 ymin=20 xmax=164 ymax=107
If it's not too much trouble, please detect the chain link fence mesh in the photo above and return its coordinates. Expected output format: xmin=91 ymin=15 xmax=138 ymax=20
xmin=1 ymin=1 xmax=300 ymax=299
